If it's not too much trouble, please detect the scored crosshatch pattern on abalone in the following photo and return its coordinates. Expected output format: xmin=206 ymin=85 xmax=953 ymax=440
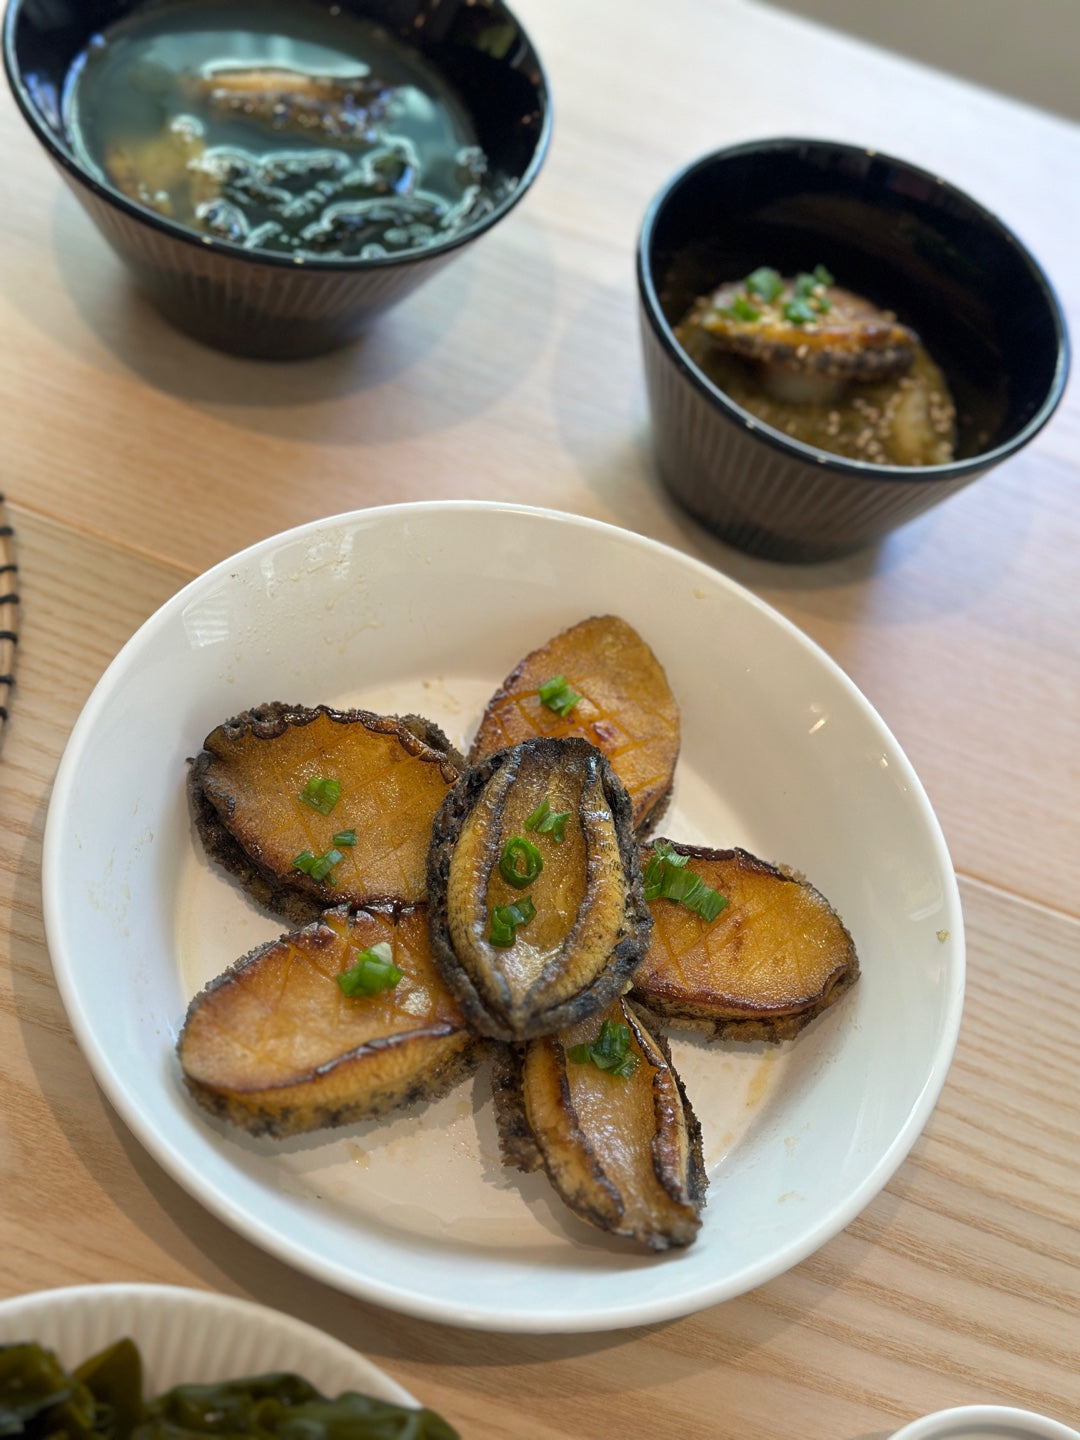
xmin=469 ymin=617 xmax=680 ymax=829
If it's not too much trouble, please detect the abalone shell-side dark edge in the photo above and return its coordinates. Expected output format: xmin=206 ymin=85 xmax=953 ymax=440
xmin=638 ymin=304 xmax=985 ymax=562
xmin=71 ymin=177 xmax=457 ymax=359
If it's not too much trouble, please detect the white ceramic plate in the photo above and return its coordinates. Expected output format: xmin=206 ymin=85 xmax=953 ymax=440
xmin=42 ymin=501 xmax=964 ymax=1332
xmin=0 ymin=1283 xmax=414 ymax=1403
xmin=891 ymin=1408 xmax=1080 ymax=1440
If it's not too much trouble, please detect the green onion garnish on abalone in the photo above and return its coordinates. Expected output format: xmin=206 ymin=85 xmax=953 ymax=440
xmin=309 ymin=847 xmax=344 ymax=882
xmin=292 ymin=845 xmax=346 ymax=883
xmin=538 ymin=674 xmax=582 ymax=717
xmin=746 ymin=266 xmax=783 ymax=302
xmin=338 ymin=942 xmax=403 ymax=996
xmin=568 ymin=1020 xmax=639 ymax=1079
xmin=499 ymin=836 xmax=543 ymax=888
xmin=488 ymin=896 xmax=536 ymax=948
xmin=525 ymin=797 xmax=552 ymax=830
xmin=794 ymin=268 xmax=833 ymax=313
xmin=720 ymin=294 xmax=761 ymax=323
xmin=783 ymin=297 xmax=817 ymax=326
xmin=332 ymin=829 xmax=357 ymax=846
xmin=643 ymin=841 xmax=728 ymax=923
xmin=299 ymin=775 xmax=342 ymax=815
xmin=525 ymin=797 xmax=571 ymax=842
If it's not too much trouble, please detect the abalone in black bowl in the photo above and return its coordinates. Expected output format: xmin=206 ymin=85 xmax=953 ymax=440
xmin=637 ymin=138 xmax=1069 ymax=562
xmin=4 ymin=0 xmax=551 ymax=359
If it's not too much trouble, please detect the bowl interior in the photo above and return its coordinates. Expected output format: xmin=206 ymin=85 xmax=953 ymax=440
xmin=643 ymin=140 xmax=1067 ymax=462
xmin=4 ymin=0 xmax=549 ymax=250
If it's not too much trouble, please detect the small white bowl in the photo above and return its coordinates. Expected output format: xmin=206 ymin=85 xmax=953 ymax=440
xmin=892 ymin=1407 xmax=1080 ymax=1440
xmin=0 ymin=1283 xmax=416 ymax=1405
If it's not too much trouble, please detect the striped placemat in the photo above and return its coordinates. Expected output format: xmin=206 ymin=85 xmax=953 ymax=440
xmin=0 ymin=497 xmax=17 ymax=739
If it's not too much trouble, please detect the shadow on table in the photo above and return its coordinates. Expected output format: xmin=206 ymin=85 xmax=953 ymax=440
xmin=96 ymin=1098 xmax=892 ymax=1377
xmin=4 ymin=190 xmax=559 ymax=449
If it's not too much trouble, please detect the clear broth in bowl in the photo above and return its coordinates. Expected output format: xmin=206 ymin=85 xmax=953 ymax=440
xmin=64 ymin=0 xmax=495 ymax=260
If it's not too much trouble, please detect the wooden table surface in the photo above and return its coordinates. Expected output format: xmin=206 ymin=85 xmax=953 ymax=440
xmin=2 ymin=0 xmax=1078 ymax=1435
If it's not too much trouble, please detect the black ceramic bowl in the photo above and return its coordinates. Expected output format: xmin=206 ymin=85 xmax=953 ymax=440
xmin=4 ymin=0 xmax=550 ymax=359
xmin=638 ymin=138 xmax=1069 ymax=561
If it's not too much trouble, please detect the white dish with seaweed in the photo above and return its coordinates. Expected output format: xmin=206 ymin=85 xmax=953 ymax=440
xmin=0 ymin=1283 xmax=414 ymax=1402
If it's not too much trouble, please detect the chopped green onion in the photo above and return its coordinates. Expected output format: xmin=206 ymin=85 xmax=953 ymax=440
xmin=643 ymin=841 xmax=728 ymax=923
xmin=299 ymin=776 xmax=342 ymax=816
xmin=525 ymin=797 xmax=572 ymax=843
xmin=692 ymin=889 xmax=728 ymax=923
xmin=488 ymin=915 xmax=514 ymax=947
xmin=525 ymin=797 xmax=551 ymax=829
xmin=686 ymin=880 xmax=726 ymax=921
xmin=499 ymin=836 xmax=543 ymax=888
xmin=292 ymin=845 xmax=346 ymax=884
xmin=332 ymin=829 xmax=357 ymax=847
xmin=719 ymin=294 xmax=761 ymax=323
xmin=782 ymin=297 xmax=817 ymax=325
xmin=794 ymin=268 xmax=833 ymax=313
xmin=337 ymin=942 xmax=403 ymax=997
xmin=745 ymin=266 xmax=783 ymax=302
xmin=568 ymin=1020 xmax=639 ymax=1079
xmin=538 ymin=674 xmax=582 ymax=718
xmin=488 ymin=896 xmax=536 ymax=948
xmin=309 ymin=847 xmax=343 ymax=882
xmin=649 ymin=839 xmax=689 ymax=870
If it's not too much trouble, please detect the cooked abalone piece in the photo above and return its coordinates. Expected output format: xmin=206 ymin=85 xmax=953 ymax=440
xmin=676 ymin=265 xmax=957 ymax=465
xmin=427 ymin=737 xmax=652 ymax=1042
xmin=178 ymin=905 xmax=483 ymax=1137
xmin=690 ymin=269 xmax=917 ymax=401
xmin=631 ymin=843 xmax=859 ymax=1041
xmin=183 ymin=66 xmax=395 ymax=143
xmin=469 ymin=616 xmax=680 ymax=834
xmin=494 ymin=997 xmax=706 ymax=1249
xmin=190 ymin=703 xmax=461 ymax=925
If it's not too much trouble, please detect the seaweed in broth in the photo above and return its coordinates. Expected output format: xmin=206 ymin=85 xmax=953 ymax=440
xmin=64 ymin=0 xmax=496 ymax=259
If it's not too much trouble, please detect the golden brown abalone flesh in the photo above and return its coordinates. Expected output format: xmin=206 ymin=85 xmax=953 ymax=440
xmin=189 ymin=703 xmax=461 ymax=925
xmin=631 ymin=843 xmax=859 ymax=1041
xmin=178 ymin=905 xmax=484 ymax=1137
xmin=427 ymin=737 xmax=651 ymax=1042
xmin=469 ymin=616 xmax=680 ymax=834
xmin=493 ymin=996 xmax=706 ymax=1249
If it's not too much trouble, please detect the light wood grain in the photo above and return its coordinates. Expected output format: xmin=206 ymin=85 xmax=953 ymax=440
xmin=1 ymin=0 xmax=1079 ymax=1434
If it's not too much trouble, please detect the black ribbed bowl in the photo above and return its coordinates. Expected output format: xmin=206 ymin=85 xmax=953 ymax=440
xmin=637 ymin=138 xmax=1069 ymax=562
xmin=4 ymin=0 xmax=550 ymax=359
